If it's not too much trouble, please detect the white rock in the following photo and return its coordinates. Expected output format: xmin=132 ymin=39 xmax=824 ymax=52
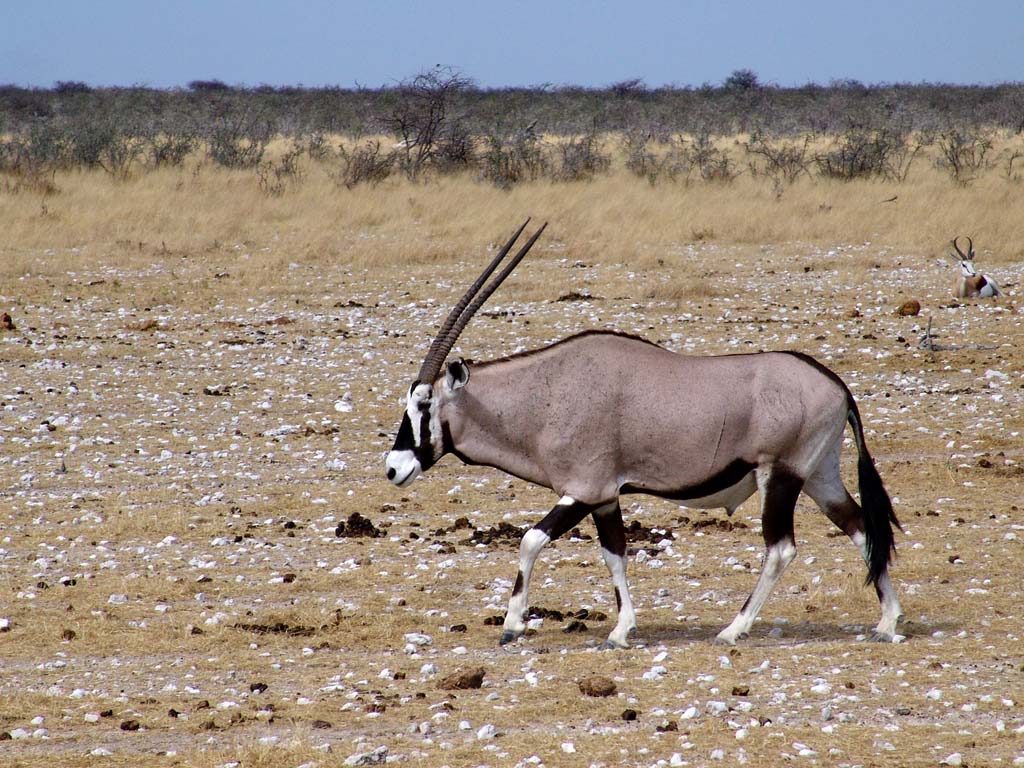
xmin=642 ymin=665 xmax=667 ymax=681
xmin=107 ymin=593 xmax=128 ymax=605
xmin=90 ymin=747 xmax=114 ymax=756
xmin=343 ymin=746 xmax=388 ymax=766
xmin=9 ymin=727 xmax=30 ymax=739
xmin=925 ymin=688 xmax=943 ymax=701
xmin=476 ymin=723 xmax=497 ymax=740
xmin=941 ymin=753 xmax=963 ymax=766
xmin=706 ymin=700 xmax=728 ymax=716
xmin=403 ymin=632 xmax=431 ymax=646
xmin=561 ymin=742 xmax=576 ymax=754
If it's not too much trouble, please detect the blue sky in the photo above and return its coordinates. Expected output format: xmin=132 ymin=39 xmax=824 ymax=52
xmin=4 ymin=1 xmax=1022 ymax=89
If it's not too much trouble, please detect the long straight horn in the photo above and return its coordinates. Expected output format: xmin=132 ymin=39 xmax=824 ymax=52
xmin=416 ymin=220 xmax=537 ymax=383
xmin=433 ymin=222 xmax=548 ymax=363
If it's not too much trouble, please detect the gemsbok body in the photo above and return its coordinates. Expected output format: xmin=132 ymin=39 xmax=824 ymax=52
xmin=385 ymin=221 xmax=903 ymax=647
xmin=950 ymin=236 xmax=1001 ymax=298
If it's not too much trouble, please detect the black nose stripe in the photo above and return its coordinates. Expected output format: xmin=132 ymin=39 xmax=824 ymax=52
xmin=391 ymin=414 xmax=415 ymax=450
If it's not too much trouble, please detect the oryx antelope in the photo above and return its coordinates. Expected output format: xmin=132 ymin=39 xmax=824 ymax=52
xmin=949 ymin=236 xmax=1001 ymax=298
xmin=385 ymin=221 xmax=903 ymax=647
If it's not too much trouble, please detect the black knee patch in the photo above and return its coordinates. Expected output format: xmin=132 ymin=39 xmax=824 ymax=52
xmin=761 ymin=467 xmax=803 ymax=547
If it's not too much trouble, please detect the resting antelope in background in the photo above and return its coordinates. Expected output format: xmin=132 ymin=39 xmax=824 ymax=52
xmin=950 ymin=236 xmax=1001 ymax=298
xmin=385 ymin=221 xmax=903 ymax=647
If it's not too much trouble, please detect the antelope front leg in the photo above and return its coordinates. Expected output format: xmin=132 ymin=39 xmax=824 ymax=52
xmin=593 ymin=501 xmax=637 ymax=649
xmin=499 ymin=496 xmax=593 ymax=645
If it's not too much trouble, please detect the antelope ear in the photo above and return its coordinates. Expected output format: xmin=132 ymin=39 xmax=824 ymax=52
xmin=445 ymin=358 xmax=470 ymax=391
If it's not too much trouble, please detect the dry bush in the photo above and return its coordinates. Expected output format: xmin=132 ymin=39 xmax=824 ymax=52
xmin=256 ymin=141 xmax=305 ymax=196
xmin=936 ymin=127 xmax=995 ymax=184
xmin=621 ymin=128 xmax=658 ymax=181
xmin=206 ymin=109 xmax=271 ymax=169
xmin=336 ymin=139 xmax=395 ymax=188
xmin=744 ymin=131 xmax=814 ymax=194
xmin=554 ymin=131 xmax=611 ymax=182
xmin=815 ymin=127 xmax=918 ymax=182
xmin=479 ymin=128 xmax=550 ymax=189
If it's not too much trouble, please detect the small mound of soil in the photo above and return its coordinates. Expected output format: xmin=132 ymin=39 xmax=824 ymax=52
xmin=335 ymin=512 xmax=384 ymax=538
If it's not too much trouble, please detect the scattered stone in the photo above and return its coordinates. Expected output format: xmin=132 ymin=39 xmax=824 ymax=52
xmin=562 ymin=619 xmax=588 ymax=634
xmin=311 ymin=719 xmax=332 ymax=729
xmin=732 ymin=685 xmax=750 ymax=696
xmin=344 ymin=745 xmax=388 ymax=766
xmin=1 ymin=312 xmax=16 ymax=331
xmin=621 ymin=709 xmax=639 ymax=721
xmin=119 ymin=719 xmax=140 ymax=731
xmin=61 ymin=628 xmax=76 ymax=641
xmin=249 ymin=682 xmax=268 ymax=694
xmin=438 ymin=667 xmax=486 ymax=690
xmin=656 ymin=720 xmax=679 ymax=733
xmin=578 ymin=675 xmax=616 ymax=697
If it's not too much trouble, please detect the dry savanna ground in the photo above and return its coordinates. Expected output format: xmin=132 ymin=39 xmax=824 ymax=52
xmin=1 ymin=164 xmax=1023 ymax=768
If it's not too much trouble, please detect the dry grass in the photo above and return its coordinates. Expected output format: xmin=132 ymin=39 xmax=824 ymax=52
xmin=1 ymin=149 xmax=1023 ymax=766
xmin=2 ymin=133 xmax=1024 ymax=280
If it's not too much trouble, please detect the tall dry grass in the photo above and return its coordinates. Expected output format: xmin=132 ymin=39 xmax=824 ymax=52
xmin=2 ymin=134 xmax=1023 ymax=281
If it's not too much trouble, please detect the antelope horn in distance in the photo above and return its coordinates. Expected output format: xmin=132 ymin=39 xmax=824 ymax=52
xmin=952 ymin=236 xmax=967 ymax=260
xmin=416 ymin=220 xmax=547 ymax=383
xmin=965 ymin=235 xmax=974 ymax=258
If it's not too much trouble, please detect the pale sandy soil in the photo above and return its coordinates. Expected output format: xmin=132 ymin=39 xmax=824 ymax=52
xmin=1 ymin=236 xmax=1022 ymax=767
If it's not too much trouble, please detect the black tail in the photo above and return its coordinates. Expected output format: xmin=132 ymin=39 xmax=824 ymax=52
xmin=846 ymin=395 xmax=901 ymax=587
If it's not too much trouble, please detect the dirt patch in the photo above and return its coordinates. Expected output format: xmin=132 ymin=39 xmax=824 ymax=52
xmin=1 ymin=241 xmax=1022 ymax=767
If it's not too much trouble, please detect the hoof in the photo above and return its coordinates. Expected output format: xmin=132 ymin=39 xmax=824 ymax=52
xmin=598 ymin=639 xmax=629 ymax=651
xmin=498 ymin=630 xmax=520 ymax=646
xmin=712 ymin=631 xmax=747 ymax=646
xmin=869 ymin=631 xmax=907 ymax=644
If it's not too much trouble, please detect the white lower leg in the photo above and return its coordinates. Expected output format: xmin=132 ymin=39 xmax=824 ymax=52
xmin=874 ymin=571 xmax=904 ymax=639
xmin=716 ymin=539 xmax=796 ymax=645
xmin=501 ymin=527 xmax=550 ymax=641
xmin=851 ymin=532 xmax=903 ymax=640
xmin=601 ymin=548 xmax=636 ymax=648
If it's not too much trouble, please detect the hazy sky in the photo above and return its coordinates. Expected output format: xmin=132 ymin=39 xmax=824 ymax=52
xmin=4 ymin=1 xmax=1023 ymax=89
